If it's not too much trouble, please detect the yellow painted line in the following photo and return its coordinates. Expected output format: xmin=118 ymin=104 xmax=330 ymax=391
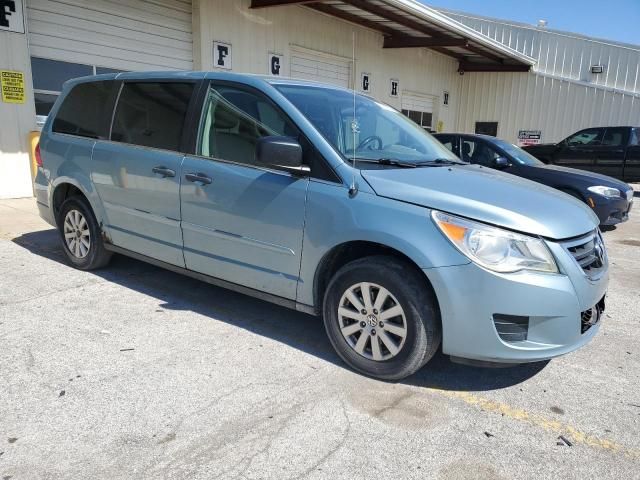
xmin=434 ymin=389 xmax=639 ymax=458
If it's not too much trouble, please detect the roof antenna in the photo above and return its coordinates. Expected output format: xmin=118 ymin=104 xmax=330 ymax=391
xmin=348 ymin=30 xmax=359 ymax=197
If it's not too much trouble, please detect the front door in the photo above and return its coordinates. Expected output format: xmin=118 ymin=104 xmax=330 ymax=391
xmin=92 ymin=81 xmax=197 ymax=266
xmin=180 ymin=82 xmax=309 ymax=300
xmin=554 ymin=128 xmax=604 ymax=172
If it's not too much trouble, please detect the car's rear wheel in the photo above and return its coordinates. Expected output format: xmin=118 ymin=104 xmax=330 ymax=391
xmin=58 ymin=196 xmax=111 ymax=270
xmin=323 ymin=256 xmax=441 ymax=380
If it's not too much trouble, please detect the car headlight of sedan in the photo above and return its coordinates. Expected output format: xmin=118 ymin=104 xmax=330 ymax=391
xmin=432 ymin=211 xmax=558 ymax=274
xmin=587 ymin=186 xmax=621 ymax=199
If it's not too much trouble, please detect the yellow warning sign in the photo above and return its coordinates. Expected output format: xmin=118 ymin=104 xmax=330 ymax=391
xmin=1 ymin=70 xmax=26 ymax=104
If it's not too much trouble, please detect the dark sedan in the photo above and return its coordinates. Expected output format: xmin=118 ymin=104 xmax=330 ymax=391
xmin=434 ymin=133 xmax=634 ymax=226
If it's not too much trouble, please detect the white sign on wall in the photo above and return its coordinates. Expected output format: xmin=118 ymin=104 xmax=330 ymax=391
xmin=518 ymin=130 xmax=542 ymax=146
xmin=361 ymin=72 xmax=371 ymax=93
xmin=0 ymin=0 xmax=25 ymax=34
xmin=268 ymin=53 xmax=283 ymax=76
xmin=390 ymin=79 xmax=399 ymax=98
xmin=213 ymin=41 xmax=232 ymax=70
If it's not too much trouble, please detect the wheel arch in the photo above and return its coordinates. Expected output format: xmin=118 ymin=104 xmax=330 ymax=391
xmin=50 ymin=177 xmax=105 ymax=229
xmin=313 ymin=240 xmax=440 ymax=316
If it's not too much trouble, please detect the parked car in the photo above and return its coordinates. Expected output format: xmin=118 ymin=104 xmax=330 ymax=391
xmin=434 ymin=133 xmax=634 ymax=227
xmin=35 ymin=72 xmax=608 ymax=380
xmin=522 ymin=126 xmax=640 ymax=182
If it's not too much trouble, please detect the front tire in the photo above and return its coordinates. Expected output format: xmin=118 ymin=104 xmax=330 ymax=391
xmin=58 ymin=196 xmax=112 ymax=270
xmin=323 ymin=256 xmax=441 ymax=380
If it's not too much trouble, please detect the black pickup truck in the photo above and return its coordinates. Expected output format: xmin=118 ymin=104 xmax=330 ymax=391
xmin=523 ymin=126 xmax=640 ymax=182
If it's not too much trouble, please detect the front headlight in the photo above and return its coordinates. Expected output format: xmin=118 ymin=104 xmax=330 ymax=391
xmin=587 ymin=186 xmax=621 ymax=199
xmin=432 ymin=211 xmax=558 ymax=274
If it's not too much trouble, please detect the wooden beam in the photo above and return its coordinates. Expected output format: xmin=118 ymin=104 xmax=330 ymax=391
xmin=458 ymin=62 xmax=531 ymax=73
xmin=341 ymin=0 xmax=445 ymax=37
xmin=250 ymin=0 xmax=316 ymax=8
xmin=307 ymin=3 xmax=398 ymax=36
xmin=384 ymin=36 xmax=468 ymax=49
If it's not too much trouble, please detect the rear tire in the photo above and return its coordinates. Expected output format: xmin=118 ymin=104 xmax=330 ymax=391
xmin=322 ymin=256 xmax=441 ymax=381
xmin=58 ymin=196 xmax=112 ymax=270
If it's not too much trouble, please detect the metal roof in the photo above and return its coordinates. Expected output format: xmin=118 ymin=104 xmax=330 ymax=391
xmin=250 ymin=0 xmax=536 ymax=72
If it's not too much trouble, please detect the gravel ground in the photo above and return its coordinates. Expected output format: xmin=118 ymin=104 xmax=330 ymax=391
xmin=1 ymin=193 xmax=639 ymax=480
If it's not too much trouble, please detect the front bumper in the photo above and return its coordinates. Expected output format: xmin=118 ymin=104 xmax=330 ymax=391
xmin=592 ymin=194 xmax=633 ymax=226
xmin=424 ymin=239 xmax=608 ymax=363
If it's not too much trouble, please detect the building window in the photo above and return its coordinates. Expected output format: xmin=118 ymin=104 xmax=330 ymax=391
xmin=402 ymin=109 xmax=433 ymax=132
xmin=30 ymin=57 xmax=126 ymax=126
xmin=475 ymin=122 xmax=499 ymax=137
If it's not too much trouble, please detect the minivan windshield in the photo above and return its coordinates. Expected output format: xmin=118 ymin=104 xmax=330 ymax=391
xmin=491 ymin=138 xmax=544 ymax=166
xmin=275 ymin=84 xmax=460 ymax=167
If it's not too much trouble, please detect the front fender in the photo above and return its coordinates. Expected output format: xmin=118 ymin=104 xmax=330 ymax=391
xmin=296 ymin=180 xmax=469 ymax=308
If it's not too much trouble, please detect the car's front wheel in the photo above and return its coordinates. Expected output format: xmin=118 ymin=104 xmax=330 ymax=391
xmin=323 ymin=256 xmax=441 ymax=380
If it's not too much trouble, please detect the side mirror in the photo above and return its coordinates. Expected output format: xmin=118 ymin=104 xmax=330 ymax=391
xmin=255 ymin=136 xmax=308 ymax=174
xmin=493 ymin=156 xmax=511 ymax=169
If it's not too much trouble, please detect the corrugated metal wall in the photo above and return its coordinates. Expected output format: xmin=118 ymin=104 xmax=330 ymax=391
xmin=441 ymin=10 xmax=640 ymax=143
xmin=197 ymin=0 xmax=462 ymax=132
xmin=457 ymin=71 xmax=640 ymax=144
xmin=27 ymin=0 xmax=193 ymax=71
xmin=443 ymin=10 xmax=640 ymax=95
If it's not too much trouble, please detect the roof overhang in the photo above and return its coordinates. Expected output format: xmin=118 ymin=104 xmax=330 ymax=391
xmin=250 ymin=0 xmax=535 ymax=72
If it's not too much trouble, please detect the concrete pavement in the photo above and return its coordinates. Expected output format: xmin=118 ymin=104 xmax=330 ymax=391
xmin=1 ymin=195 xmax=639 ymax=479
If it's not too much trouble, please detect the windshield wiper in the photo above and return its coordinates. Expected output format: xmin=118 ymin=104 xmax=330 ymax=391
xmin=355 ymin=158 xmax=417 ymax=168
xmin=415 ymin=158 xmax=467 ymax=166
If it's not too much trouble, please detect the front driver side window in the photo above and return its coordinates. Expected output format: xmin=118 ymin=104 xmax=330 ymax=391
xmin=565 ymin=128 xmax=604 ymax=146
xmin=198 ymin=85 xmax=298 ymax=167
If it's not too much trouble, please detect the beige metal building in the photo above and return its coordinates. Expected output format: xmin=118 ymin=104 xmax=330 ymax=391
xmin=0 ymin=0 xmax=637 ymax=199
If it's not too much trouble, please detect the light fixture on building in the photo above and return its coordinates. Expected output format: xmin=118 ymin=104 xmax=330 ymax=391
xmin=537 ymin=20 xmax=548 ymax=28
xmin=591 ymin=65 xmax=605 ymax=74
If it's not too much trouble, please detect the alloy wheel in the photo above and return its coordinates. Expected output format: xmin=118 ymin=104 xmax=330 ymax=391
xmin=63 ymin=209 xmax=91 ymax=259
xmin=337 ymin=282 xmax=408 ymax=361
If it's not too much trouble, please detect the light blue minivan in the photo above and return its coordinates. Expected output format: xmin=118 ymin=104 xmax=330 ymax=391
xmin=35 ymin=72 xmax=608 ymax=380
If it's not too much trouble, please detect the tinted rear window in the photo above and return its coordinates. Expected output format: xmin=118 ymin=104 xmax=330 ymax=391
xmin=52 ymin=81 xmax=118 ymax=139
xmin=111 ymin=82 xmax=195 ymax=151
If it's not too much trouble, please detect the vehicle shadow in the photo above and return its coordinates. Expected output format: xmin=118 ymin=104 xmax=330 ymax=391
xmin=12 ymin=228 xmax=548 ymax=392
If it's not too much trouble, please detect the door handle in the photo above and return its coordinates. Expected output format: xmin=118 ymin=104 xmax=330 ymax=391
xmin=185 ymin=172 xmax=212 ymax=185
xmin=152 ymin=166 xmax=176 ymax=178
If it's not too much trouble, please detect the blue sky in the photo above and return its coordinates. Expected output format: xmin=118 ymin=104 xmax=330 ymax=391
xmin=422 ymin=1 xmax=640 ymax=45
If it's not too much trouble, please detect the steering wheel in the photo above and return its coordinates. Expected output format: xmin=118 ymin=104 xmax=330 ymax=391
xmin=357 ymin=135 xmax=383 ymax=151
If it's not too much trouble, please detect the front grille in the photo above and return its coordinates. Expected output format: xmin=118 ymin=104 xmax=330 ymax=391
xmin=493 ymin=314 xmax=529 ymax=342
xmin=563 ymin=230 xmax=606 ymax=279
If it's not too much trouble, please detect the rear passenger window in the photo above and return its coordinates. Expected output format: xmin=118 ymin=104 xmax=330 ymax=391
xmin=52 ymin=81 xmax=118 ymax=139
xmin=602 ymin=127 xmax=628 ymax=146
xmin=111 ymin=82 xmax=195 ymax=151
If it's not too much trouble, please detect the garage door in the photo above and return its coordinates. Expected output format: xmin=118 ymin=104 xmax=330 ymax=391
xmin=402 ymin=92 xmax=436 ymax=131
xmin=290 ymin=47 xmax=351 ymax=88
xmin=27 ymin=0 xmax=193 ymax=72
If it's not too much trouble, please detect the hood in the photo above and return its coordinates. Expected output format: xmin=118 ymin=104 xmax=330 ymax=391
xmin=527 ymin=163 xmax=631 ymax=190
xmin=361 ymin=165 xmax=599 ymax=240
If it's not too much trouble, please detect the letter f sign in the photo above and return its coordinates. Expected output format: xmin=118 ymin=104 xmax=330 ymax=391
xmin=0 ymin=0 xmax=16 ymax=28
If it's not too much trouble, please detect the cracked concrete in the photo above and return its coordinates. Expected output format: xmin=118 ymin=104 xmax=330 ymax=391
xmin=1 ymin=196 xmax=640 ymax=479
